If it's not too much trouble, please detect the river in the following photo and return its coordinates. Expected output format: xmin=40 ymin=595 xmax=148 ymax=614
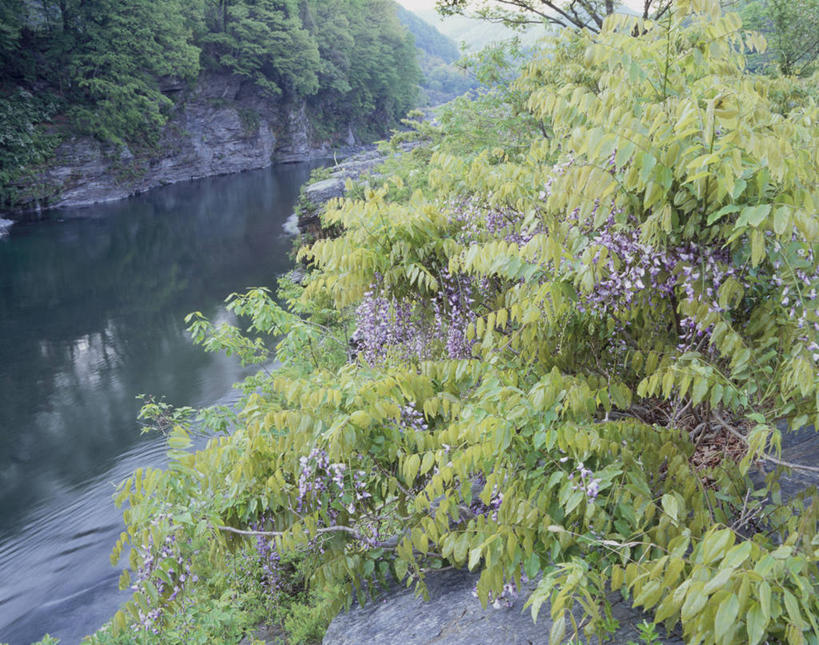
xmin=0 ymin=162 xmax=320 ymax=644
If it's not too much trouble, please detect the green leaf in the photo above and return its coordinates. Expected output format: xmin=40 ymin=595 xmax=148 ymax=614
xmin=639 ymin=153 xmax=657 ymax=184
xmin=758 ymin=580 xmax=771 ymax=617
xmin=707 ymin=203 xmax=740 ymax=226
xmin=773 ymin=206 xmax=789 ymax=235
xmin=661 ymin=493 xmax=679 ymax=523
xmin=634 ymin=580 xmax=663 ymax=608
xmin=681 ymin=581 xmax=708 ymax=620
xmin=735 ymin=204 xmax=771 ymax=229
xmin=469 ymin=546 xmax=482 ymax=570
xmin=783 ymin=590 xmax=804 ymax=629
xmin=721 ymin=541 xmax=752 ymax=569
xmin=453 ymin=532 xmax=470 ymax=564
xmin=692 ymin=376 xmax=709 ymax=406
xmin=703 ymin=567 xmax=733 ymax=594
xmin=549 ymin=615 xmax=567 ymax=643
xmin=715 ymin=594 xmax=739 ymax=641
xmin=701 ymin=529 xmax=735 ymax=564
xmin=394 ymin=558 xmax=408 ymax=582
xmin=404 ymin=454 xmax=421 ymax=485
xmin=747 ymin=602 xmax=768 ymax=645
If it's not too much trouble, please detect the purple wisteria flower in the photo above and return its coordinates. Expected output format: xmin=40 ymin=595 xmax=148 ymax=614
xmin=568 ymin=462 xmax=602 ymax=502
xmin=353 ymin=269 xmax=478 ymax=364
xmin=131 ymin=517 xmax=196 ymax=634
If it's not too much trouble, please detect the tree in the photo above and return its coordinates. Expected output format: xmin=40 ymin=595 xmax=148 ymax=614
xmin=435 ymin=0 xmax=673 ymax=31
xmin=0 ymin=0 xmax=23 ymax=71
xmin=305 ymin=0 xmax=420 ymax=134
xmin=200 ymin=0 xmax=320 ymax=97
xmin=740 ymin=0 xmax=819 ymax=75
xmin=65 ymin=0 xmax=200 ymax=143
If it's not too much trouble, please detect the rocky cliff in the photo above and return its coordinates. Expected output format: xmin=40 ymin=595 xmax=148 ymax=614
xmin=11 ymin=72 xmax=358 ymax=215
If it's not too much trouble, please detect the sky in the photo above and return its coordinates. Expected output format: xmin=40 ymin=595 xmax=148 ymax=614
xmin=397 ymin=0 xmax=438 ymax=10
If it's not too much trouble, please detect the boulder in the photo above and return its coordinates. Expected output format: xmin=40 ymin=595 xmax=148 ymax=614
xmin=322 ymin=568 xmax=683 ymax=645
xmin=0 ymin=218 xmax=13 ymax=237
xmin=304 ymin=177 xmax=346 ymax=205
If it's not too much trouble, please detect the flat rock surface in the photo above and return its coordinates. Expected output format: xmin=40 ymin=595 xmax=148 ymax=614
xmin=756 ymin=425 xmax=819 ymax=500
xmin=304 ymin=177 xmax=346 ymax=203
xmin=322 ymin=568 xmax=683 ymax=645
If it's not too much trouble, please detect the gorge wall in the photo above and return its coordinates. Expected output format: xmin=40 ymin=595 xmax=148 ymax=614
xmin=10 ymin=72 xmax=358 ymax=215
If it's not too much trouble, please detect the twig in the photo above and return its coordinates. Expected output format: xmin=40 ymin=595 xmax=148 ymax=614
xmin=712 ymin=412 xmax=819 ymax=474
xmin=218 ymin=524 xmax=363 ymax=539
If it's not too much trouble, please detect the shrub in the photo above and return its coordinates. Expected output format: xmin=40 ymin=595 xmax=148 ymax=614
xmin=108 ymin=2 xmax=819 ymax=643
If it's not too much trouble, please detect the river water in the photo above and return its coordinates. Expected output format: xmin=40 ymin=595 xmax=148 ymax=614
xmin=0 ymin=162 xmax=319 ymax=644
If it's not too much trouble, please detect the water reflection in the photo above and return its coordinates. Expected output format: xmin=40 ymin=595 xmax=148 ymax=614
xmin=0 ymin=162 xmax=318 ymax=643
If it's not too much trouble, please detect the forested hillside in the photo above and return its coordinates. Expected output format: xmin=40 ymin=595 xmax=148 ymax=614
xmin=0 ymin=0 xmax=420 ymax=209
xmin=81 ymin=1 xmax=819 ymax=643
xmin=396 ymin=6 xmax=477 ymax=105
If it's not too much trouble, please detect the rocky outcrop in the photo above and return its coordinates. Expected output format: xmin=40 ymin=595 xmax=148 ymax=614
xmin=294 ymin=143 xmax=419 ymax=239
xmin=322 ymin=568 xmax=684 ymax=645
xmin=0 ymin=218 xmax=12 ymax=237
xmin=9 ymin=72 xmax=356 ymax=215
xmin=303 ymin=177 xmax=347 ymax=205
xmin=292 ymin=148 xmax=380 ymax=240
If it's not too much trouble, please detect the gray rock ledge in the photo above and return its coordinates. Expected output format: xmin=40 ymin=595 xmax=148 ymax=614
xmin=322 ymin=568 xmax=683 ymax=645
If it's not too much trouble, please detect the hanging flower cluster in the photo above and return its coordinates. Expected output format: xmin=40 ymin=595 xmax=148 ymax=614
xmin=131 ymin=518 xmax=196 ymax=634
xmin=771 ymin=240 xmax=819 ymax=363
xmin=251 ymin=517 xmax=281 ymax=597
xmin=297 ymin=448 xmax=370 ymax=517
xmin=396 ymin=400 xmax=429 ymax=433
xmin=577 ymin=207 xmax=678 ymax=316
xmin=469 ymin=483 xmax=504 ymax=522
xmin=352 ymin=278 xmax=428 ymax=365
xmin=353 ymin=269 xmax=477 ymax=365
xmin=566 ymin=461 xmax=602 ymax=501
xmin=451 ymin=197 xmax=539 ymax=248
xmin=432 ymin=269 xmax=477 ymax=360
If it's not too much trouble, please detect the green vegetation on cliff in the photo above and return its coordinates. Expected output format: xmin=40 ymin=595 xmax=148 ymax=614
xmin=0 ymin=0 xmax=421 ymax=206
xmin=89 ymin=1 xmax=819 ymax=643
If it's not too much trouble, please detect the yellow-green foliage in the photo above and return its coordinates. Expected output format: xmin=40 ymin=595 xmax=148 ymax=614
xmin=109 ymin=1 xmax=819 ymax=643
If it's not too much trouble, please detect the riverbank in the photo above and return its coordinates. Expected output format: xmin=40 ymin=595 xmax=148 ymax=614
xmin=2 ymin=72 xmax=372 ymax=219
xmin=292 ymin=140 xmax=422 ymax=241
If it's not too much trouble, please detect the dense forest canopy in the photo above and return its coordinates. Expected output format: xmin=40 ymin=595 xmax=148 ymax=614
xmin=0 ymin=0 xmax=421 ymax=202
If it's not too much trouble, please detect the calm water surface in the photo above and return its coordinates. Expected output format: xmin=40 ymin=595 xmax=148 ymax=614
xmin=0 ymin=162 xmax=319 ymax=644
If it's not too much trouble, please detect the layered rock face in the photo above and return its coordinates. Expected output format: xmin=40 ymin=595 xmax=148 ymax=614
xmin=16 ymin=73 xmax=343 ymax=213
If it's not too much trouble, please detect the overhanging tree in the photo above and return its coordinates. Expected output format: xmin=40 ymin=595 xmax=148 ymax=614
xmin=435 ymin=0 xmax=674 ymax=31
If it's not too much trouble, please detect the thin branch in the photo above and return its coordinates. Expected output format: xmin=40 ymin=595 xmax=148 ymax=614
xmin=218 ymin=524 xmax=363 ymax=538
xmin=712 ymin=411 xmax=819 ymax=474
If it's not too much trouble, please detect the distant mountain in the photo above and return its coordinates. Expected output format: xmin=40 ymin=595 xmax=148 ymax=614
xmin=415 ymin=9 xmax=551 ymax=52
xmin=396 ymin=6 xmax=460 ymax=63
xmin=396 ymin=6 xmax=477 ymax=106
